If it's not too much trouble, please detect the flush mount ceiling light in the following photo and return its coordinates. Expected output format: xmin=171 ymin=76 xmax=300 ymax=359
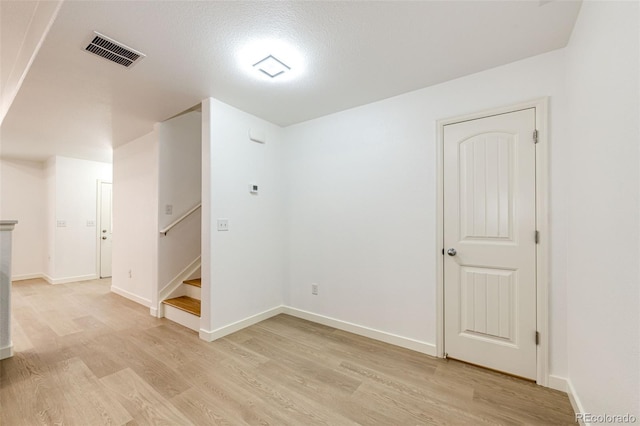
xmin=253 ymin=55 xmax=290 ymax=78
xmin=237 ymin=39 xmax=304 ymax=82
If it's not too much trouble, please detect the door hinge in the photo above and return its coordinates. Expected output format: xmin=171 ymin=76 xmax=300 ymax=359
xmin=535 ymin=230 xmax=540 ymax=244
xmin=533 ymin=129 xmax=539 ymax=144
xmin=535 ymin=331 xmax=540 ymax=345
xmin=442 ymin=248 xmax=444 ymax=255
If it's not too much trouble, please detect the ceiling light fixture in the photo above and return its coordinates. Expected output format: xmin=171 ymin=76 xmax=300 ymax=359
xmin=237 ymin=39 xmax=304 ymax=82
xmin=253 ymin=55 xmax=290 ymax=78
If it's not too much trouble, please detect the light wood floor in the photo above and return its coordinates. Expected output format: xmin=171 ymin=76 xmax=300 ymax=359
xmin=1 ymin=278 xmax=576 ymax=425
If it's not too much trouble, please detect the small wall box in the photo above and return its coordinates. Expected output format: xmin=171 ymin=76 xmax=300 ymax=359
xmin=249 ymin=184 xmax=259 ymax=194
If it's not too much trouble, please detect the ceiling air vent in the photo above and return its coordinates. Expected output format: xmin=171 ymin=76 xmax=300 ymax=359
xmin=84 ymin=31 xmax=145 ymax=68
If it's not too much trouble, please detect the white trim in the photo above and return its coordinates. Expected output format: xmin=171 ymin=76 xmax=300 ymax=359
xmin=197 ymin=305 xmax=438 ymax=355
xmin=110 ymin=285 xmax=152 ymax=307
xmin=156 ymin=256 xmax=201 ymax=314
xmin=435 ymin=97 xmax=550 ymax=386
xmin=0 ymin=343 xmax=13 ymax=360
xmin=149 ymin=306 xmax=159 ymax=317
xmin=199 ymin=306 xmax=284 ymax=342
xmin=548 ymin=374 xmax=568 ymax=392
xmin=567 ymin=379 xmax=587 ymax=425
xmin=43 ymin=273 xmax=98 ymax=285
xmin=283 ymin=307 xmax=437 ymax=356
xmin=11 ymin=273 xmax=45 ymax=281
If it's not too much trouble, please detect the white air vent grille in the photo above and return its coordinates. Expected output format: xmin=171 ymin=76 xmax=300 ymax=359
xmin=85 ymin=32 xmax=145 ymax=68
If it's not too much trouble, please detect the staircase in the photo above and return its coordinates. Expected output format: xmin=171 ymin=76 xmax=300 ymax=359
xmin=162 ymin=278 xmax=201 ymax=331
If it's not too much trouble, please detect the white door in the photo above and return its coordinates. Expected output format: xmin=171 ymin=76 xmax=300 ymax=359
xmin=99 ymin=182 xmax=112 ymax=278
xmin=443 ymin=108 xmax=537 ymax=379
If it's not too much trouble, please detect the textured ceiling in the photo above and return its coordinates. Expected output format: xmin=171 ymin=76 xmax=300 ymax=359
xmin=0 ymin=1 xmax=582 ymax=163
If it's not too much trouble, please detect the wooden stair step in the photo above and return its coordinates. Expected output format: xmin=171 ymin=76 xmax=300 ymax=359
xmin=183 ymin=278 xmax=201 ymax=288
xmin=163 ymin=296 xmax=201 ymax=317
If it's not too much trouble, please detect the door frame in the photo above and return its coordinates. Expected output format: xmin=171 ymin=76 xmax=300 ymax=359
xmin=435 ymin=98 xmax=549 ymax=386
xmin=96 ymin=180 xmax=112 ymax=278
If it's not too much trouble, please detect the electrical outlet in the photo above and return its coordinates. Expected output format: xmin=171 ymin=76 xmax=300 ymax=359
xmin=217 ymin=219 xmax=229 ymax=231
xmin=311 ymin=283 xmax=318 ymax=295
xmin=86 ymin=220 xmax=95 ymax=227
xmin=57 ymin=220 xmax=66 ymax=227
xmin=165 ymin=204 xmax=173 ymax=215
xmin=128 ymin=269 xmax=132 ymax=278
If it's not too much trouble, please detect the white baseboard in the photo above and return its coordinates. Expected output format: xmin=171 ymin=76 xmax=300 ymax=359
xmin=11 ymin=273 xmax=44 ymax=281
xmin=548 ymin=374 xmax=568 ymax=392
xmin=12 ymin=273 xmax=104 ymax=285
xmin=199 ymin=306 xmax=284 ymax=342
xmin=43 ymin=273 xmax=98 ymax=285
xmin=149 ymin=306 xmax=159 ymax=317
xmin=198 ymin=305 xmax=437 ymax=356
xmin=282 ymin=306 xmax=437 ymax=357
xmin=567 ymin=379 xmax=587 ymax=425
xmin=0 ymin=343 xmax=14 ymax=360
xmin=110 ymin=285 xmax=151 ymax=307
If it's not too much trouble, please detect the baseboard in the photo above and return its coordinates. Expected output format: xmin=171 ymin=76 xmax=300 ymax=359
xmin=149 ymin=306 xmax=159 ymax=317
xmin=198 ymin=305 xmax=437 ymax=355
xmin=567 ymin=379 xmax=587 ymax=425
xmin=43 ymin=273 xmax=98 ymax=285
xmin=110 ymin=285 xmax=152 ymax=307
xmin=282 ymin=306 xmax=437 ymax=357
xmin=199 ymin=306 xmax=284 ymax=342
xmin=11 ymin=273 xmax=44 ymax=281
xmin=548 ymin=374 xmax=568 ymax=392
xmin=0 ymin=343 xmax=13 ymax=360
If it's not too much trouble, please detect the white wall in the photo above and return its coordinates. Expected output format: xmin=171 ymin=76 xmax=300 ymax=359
xmin=157 ymin=111 xmax=202 ymax=291
xmin=51 ymin=156 xmax=111 ymax=282
xmin=0 ymin=159 xmax=46 ymax=279
xmin=112 ymin=131 xmax=158 ymax=306
xmin=284 ymin=49 xmax=569 ymax=375
xmin=0 ymin=156 xmax=111 ymax=283
xmin=564 ymin=0 xmax=639 ymax=418
xmin=201 ymin=98 xmax=286 ymax=337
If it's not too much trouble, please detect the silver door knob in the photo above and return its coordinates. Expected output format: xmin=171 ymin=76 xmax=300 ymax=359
xmin=447 ymin=248 xmax=457 ymax=256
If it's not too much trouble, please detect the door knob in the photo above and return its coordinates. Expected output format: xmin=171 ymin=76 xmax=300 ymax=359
xmin=447 ymin=248 xmax=457 ymax=256
xmin=102 ymin=236 xmax=107 ymax=240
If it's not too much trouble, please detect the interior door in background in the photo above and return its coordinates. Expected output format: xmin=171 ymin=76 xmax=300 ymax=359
xmin=99 ymin=181 xmax=112 ymax=278
xmin=443 ymin=108 xmax=537 ymax=379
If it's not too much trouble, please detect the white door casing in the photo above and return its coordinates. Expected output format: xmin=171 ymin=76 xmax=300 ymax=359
xmin=99 ymin=181 xmax=112 ymax=278
xmin=443 ymin=108 xmax=537 ymax=380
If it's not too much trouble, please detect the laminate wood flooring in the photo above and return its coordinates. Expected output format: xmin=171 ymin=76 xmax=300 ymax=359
xmin=1 ymin=278 xmax=576 ymax=425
